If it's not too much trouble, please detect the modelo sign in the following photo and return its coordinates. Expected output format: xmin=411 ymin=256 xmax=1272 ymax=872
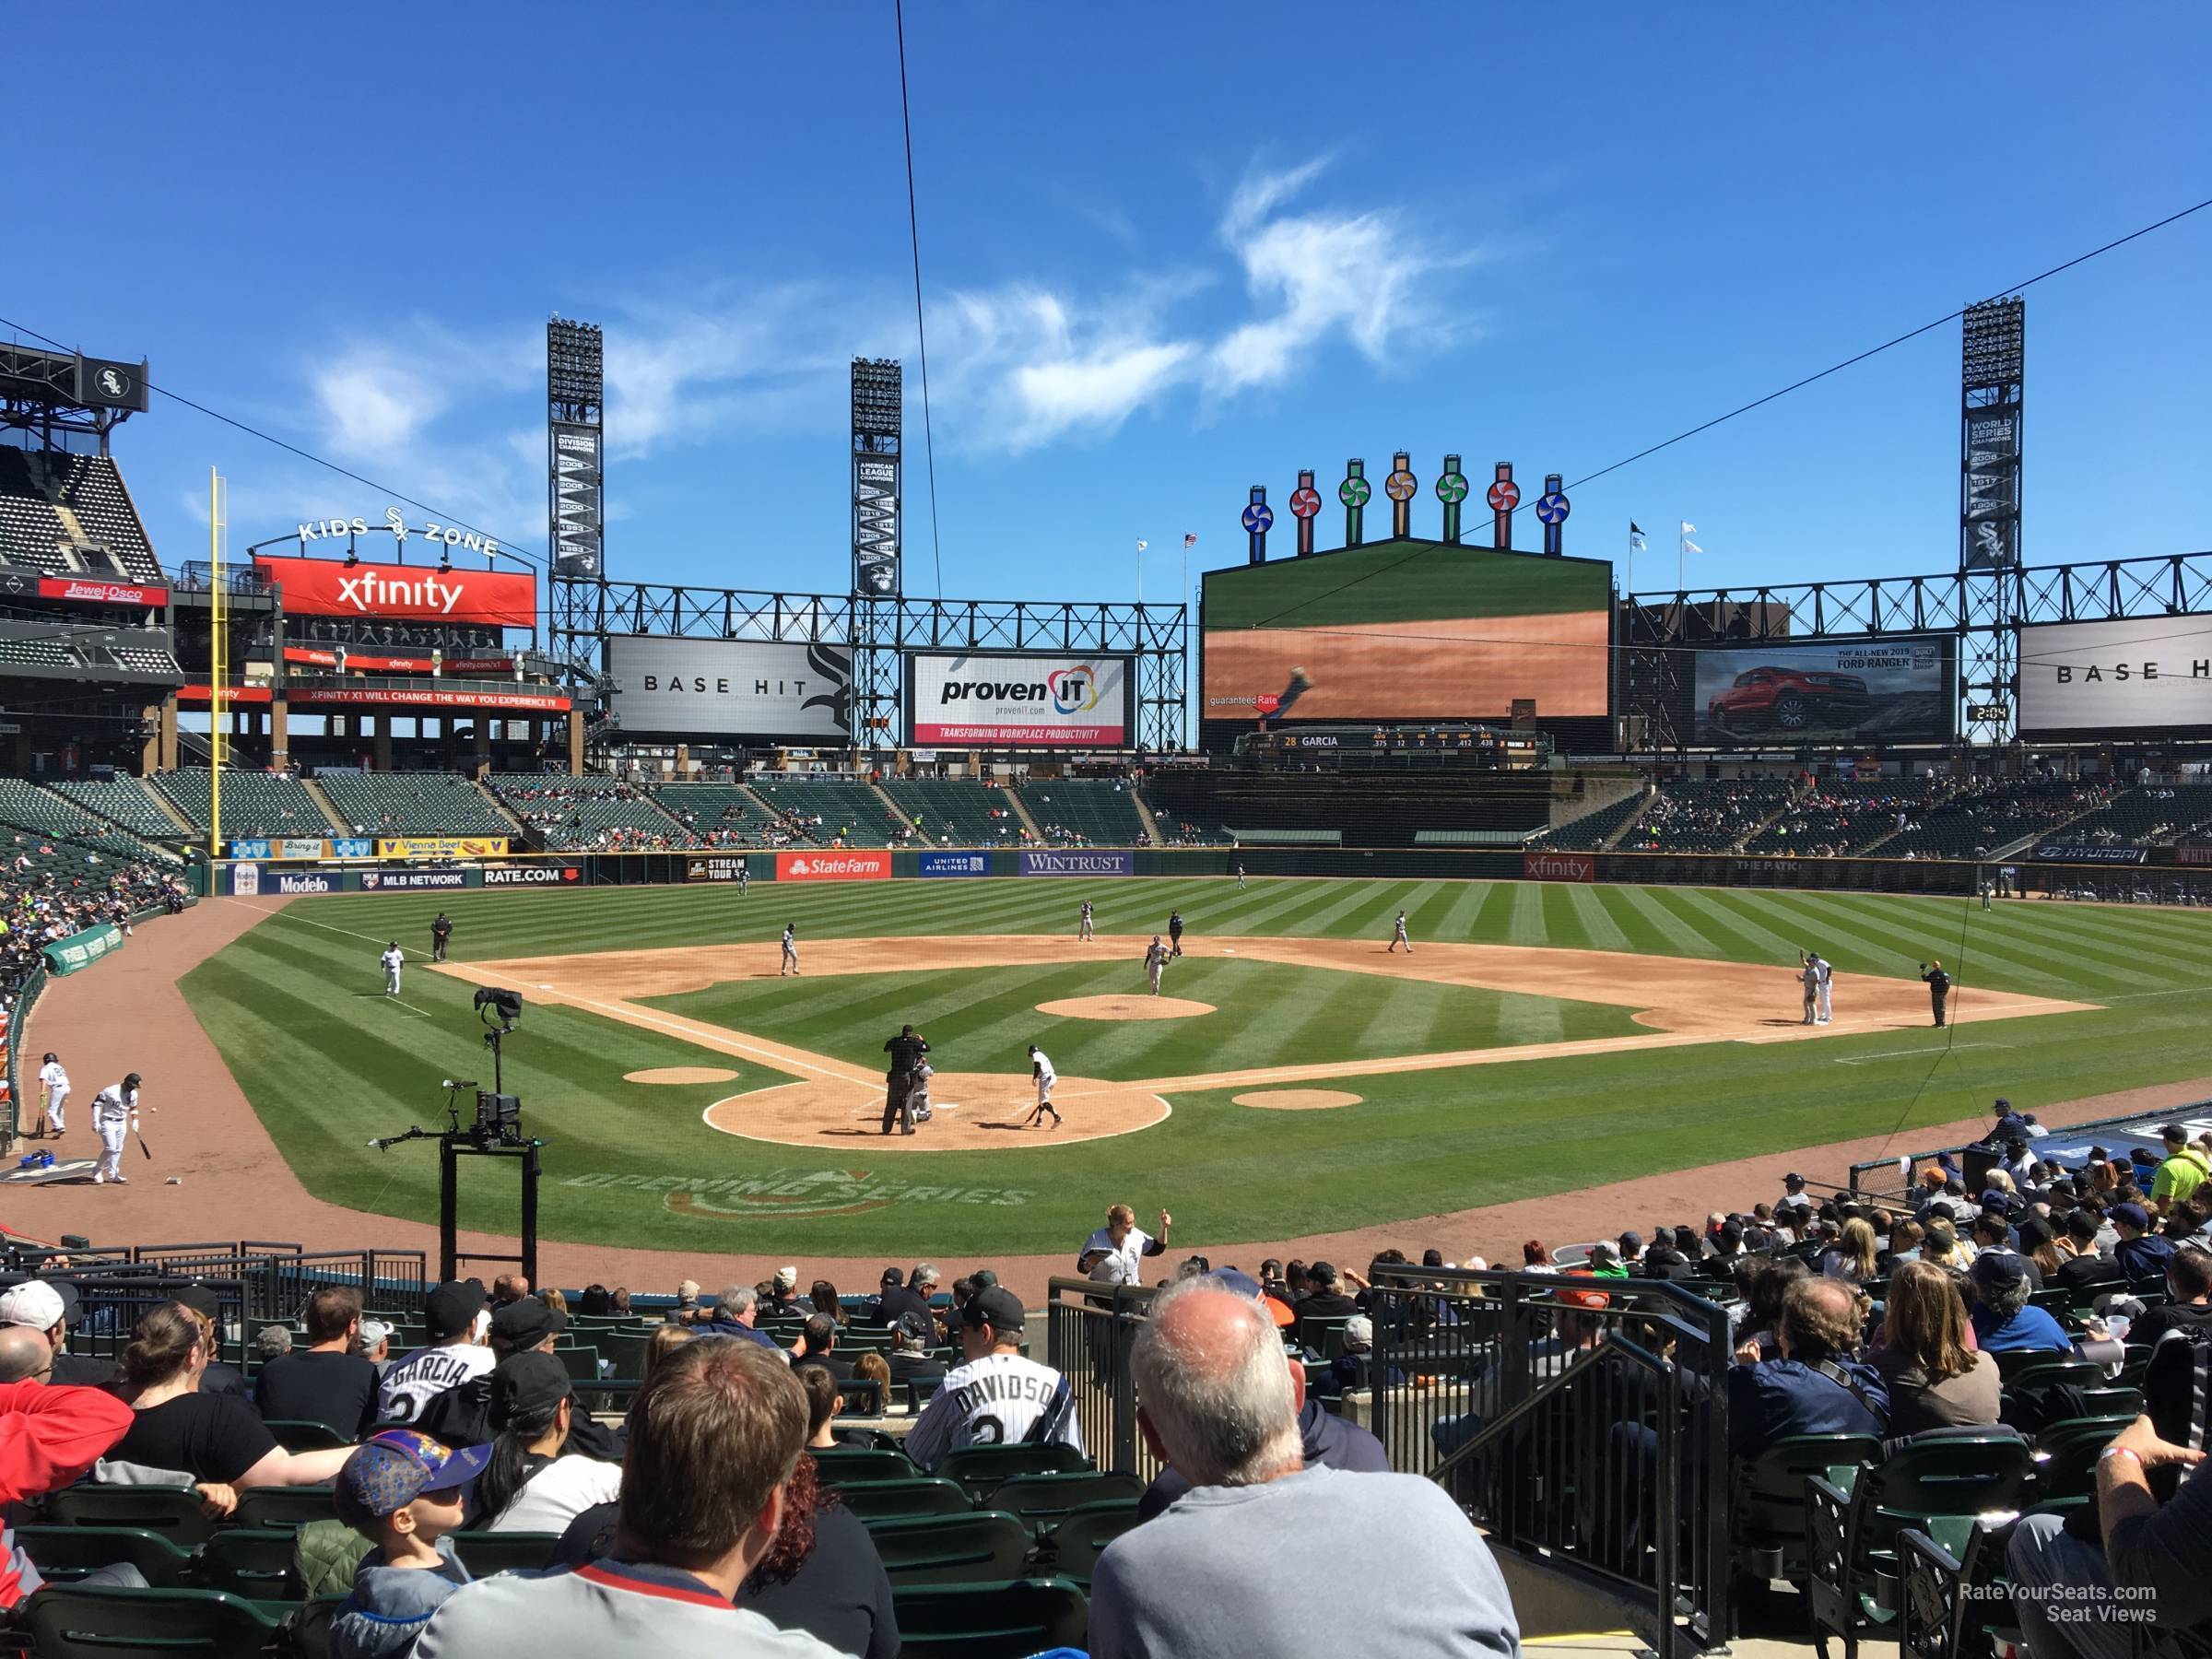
xmin=776 ymin=850 xmax=889 ymax=882
xmin=253 ymin=555 xmax=536 ymax=628
xmin=2018 ymin=618 xmax=2212 ymax=737
xmin=1524 ymin=851 xmax=1596 ymax=882
xmin=908 ymin=653 xmax=1133 ymax=747
xmin=607 ymin=636 xmax=852 ymax=742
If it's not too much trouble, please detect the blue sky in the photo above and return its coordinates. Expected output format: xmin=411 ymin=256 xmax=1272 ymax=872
xmin=6 ymin=4 xmax=2208 ymax=614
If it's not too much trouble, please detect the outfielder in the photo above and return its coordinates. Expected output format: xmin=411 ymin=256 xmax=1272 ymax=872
xmin=380 ymin=941 xmax=405 ymax=997
xmin=1078 ymin=900 xmax=1095 ymax=942
xmin=1026 ymin=1044 xmax=1063 ymax=1129
xmin=780 ymin=923 xmax=800 ymax=977
xmin=1799 ymin=953 xmax=1820 ymax=1025
xmin=737 ymin=862 xmax=749 ymax=894
xmin=1814 ymin=953 xmax=1834 ymax=1025
xmin=1390 ymin=909 xmax=1412 ymax=954
xmin=90 ymin=1073 xmax=141 ymax=1185
xmin=35 ymin=1052 xmax=68 ymax=1139
xmin=1145 ymin=935 xmax=1170 ymax=996
xmin=1235 ymin=863 xmax=1246 ymax=891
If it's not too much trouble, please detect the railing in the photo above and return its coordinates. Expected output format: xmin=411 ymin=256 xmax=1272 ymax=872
xmin=53 ymin=1241 xmax=427 ymax=1326
xmin=1366 ymin=1265 xmax=1735 ymax=1659
xmin=1043 ymin=1277 xmax=1159 ymax=1481
xmin=3 ymin=966 xmax=46 ymax=1143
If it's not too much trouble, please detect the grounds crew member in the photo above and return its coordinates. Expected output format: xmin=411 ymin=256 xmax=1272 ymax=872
xmin=1921 ymin=959 xmax=1952 ymax=1028
xmin=882 ymin=1024 xmax=928 ymax=1136
xmin=430 ymin=912 xmax=453 ymax=963
xmin=90 ymin=1073 xmax=142 ymax=1185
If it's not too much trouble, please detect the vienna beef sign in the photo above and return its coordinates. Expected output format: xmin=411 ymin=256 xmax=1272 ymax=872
xmin=253 ymin=555 xmax=535 ymax=628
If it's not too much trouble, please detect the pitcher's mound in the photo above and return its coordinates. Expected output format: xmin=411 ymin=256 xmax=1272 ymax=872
xmin=1234 ymin=1088 xmax=1364 ymax=1111
xmin=704 ymin=1071 xmax=1169 ymax=1152
xmin=1037 ymin=995 xmax=1215 ymax=1021
xmin=625 ymin=1066 xmax=739 ymax=1086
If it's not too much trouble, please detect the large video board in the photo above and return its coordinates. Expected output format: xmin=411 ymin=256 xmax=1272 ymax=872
xmin=2018 ymin=618 xmax=2212 ymax=738
xmin=1692 ymin=636 xmax=1955 ymax=747
xmin=606 ymin=636 xmax=852 ymax=741
xmin=906 ymin=652 xmax=1134 ymax=747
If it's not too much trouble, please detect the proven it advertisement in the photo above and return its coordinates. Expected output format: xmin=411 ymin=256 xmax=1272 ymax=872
xmin=1693 ymin=637 xmax=1953 ymax=745
xmin=907 ymin=653 xmax=1132 ymax=747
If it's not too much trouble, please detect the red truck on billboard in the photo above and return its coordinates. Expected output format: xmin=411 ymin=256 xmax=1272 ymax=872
xmin=1704 ymin=666 xmax=1872 ymax=735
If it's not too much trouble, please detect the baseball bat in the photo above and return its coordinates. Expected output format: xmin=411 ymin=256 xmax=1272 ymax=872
xmin=136 ymin=1131 xmax=151 ymax=1160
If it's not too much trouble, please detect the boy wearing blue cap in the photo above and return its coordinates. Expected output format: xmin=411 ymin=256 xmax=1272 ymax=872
xmin=331 ymin=1430 xmax=488 ymax=1659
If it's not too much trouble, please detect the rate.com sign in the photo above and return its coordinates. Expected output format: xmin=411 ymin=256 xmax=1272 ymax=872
xmin=907 ymin=652 xmax=1133 ymax=747
xmin=775 ymin=850 xmax=890 ymax=882
xmin=1523 ymin=851 xmax=1596 ymax=883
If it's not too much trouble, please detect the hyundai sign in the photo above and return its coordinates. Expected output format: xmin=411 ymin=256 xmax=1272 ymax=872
xmin=606 ymin=636 xmax=853 ymax=742
xmin=907 ymin=652 xmax=1134 ymax=747
xmin=2018 ymin=618 xmax=2212 ymax=738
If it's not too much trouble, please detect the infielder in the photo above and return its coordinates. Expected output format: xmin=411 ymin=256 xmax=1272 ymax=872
xmin=1813 ymin=953 xmax=1834 ymax=1025
xmin=1026 ymin=1044 xmax=1063 ymax=1129
xmin=1144 ymin=935 xmax=1170 ymax=996
xmin=90 ymin=1073 xmax=142 ymax=1185
xmin=1799 ymin=953 xmax=1820 ymax=1025
xmin=1390 ymin=909 xmax=1412 ymax=954
xmin=380 ymin=941 xmax=406 ymax=997
xmin=1078 ymin=900 xmax=1095 ymax=942
xmin=780 ymin=923 xmax=800 ymax=977
xmin=35 ymin=1052 xmax=68 ymax=1139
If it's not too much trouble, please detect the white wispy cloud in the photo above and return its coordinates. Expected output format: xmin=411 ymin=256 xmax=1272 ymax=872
xmin=312 ymin=349 xmax=446 ymax=457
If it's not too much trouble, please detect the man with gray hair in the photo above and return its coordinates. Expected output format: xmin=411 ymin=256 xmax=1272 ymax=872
xmin=255 ymin=1325 xmax=293 ymax=1362
xmin=1090 ymin=1277 xmax=1521 ymax=1658
xmin=692 ymin=1285 xmax=784 ymax=1356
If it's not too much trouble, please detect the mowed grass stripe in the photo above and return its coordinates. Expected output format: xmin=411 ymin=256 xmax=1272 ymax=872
xmin=1559 ymin=884 xmax=1633 ymax=952
xmin=1662 ymin=887 xmax=1802 ymax=969
xmin=1604 ymin=883 xmax=1726 ymax=959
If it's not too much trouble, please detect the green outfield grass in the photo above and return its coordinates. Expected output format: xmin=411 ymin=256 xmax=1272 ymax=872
xmin=181 ymin=877 xmax=2212 ymax=1256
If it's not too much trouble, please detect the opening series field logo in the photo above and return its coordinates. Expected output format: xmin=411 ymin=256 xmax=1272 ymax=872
xmin=560 ymin=1167 xmax=1032 ymax=1218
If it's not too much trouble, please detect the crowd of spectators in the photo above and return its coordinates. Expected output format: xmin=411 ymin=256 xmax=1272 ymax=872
xmin=0 ymin=841 xmax=186 ymax=994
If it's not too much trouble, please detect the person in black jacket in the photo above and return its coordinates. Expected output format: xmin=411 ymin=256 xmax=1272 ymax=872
xmin=881 ymin=1025 xmax=927 ymax=1136
xmin=1921 ymin=960 xmax=1952 ymax=1027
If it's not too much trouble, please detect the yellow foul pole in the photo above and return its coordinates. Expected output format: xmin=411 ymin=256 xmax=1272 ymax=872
xmin=208 ymin=468 xmax=227 ymax=864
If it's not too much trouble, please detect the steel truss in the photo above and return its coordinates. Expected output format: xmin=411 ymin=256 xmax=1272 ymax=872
xmin=588 ymin=584 xmax=1188 ymax=751
xmin=1623 ymin=547 xmax=2212 ymax=748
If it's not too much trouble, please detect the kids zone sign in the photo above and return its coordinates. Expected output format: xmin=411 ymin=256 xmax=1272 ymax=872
xmin=906 ymin=652 xmax=1133 ymax=747
xmin=561 ymin=1167 xmax=1034 ymax=1218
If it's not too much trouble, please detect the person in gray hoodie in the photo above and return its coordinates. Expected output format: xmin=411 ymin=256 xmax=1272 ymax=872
xmin=330 ymin=1430 xmax=488 ymax=1659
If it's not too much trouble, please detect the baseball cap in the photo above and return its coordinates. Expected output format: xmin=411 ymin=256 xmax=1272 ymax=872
xmin=171 ymin=1283 xmax=222 ymax=1321
xmin=489 ymin=1299 xmax=565 ymax=1348
xmin=774 ymin=1266 xmax=798 ymax=1289
xmin=1206 ymin=1267 xmax=1264 ymax=1300
xmin=1344 ymin=1314 xmax=1374 ymax=1348
xmin=1588 ymin=1240 xmax=1618 ymax=1262
xmin=425 ymin=1279 xmax=486 ymax=1341
xmin=1618 ymin=1231 xmax=1642 ymax=1253
xmin=1994 ymin=1098 xmax=2012 ymax=1112
xmin=488 ymin=1351 xmax=572 ymax=1429
xmin=2112 ymin=1202 xmax=2152 ymax=1230
xmin=880 ymin=1267 xmax=904 ymax=1287
xmin=1980 ymin=1190 xmax=2011 ymax=1213
xmin=960 ymin=1286 xmax=1027 ymax=1334
xmin=1969 ymin=1251 xmax=2027 ymax=1290
xmin=1783 ymin=1172 xmax=1805 ymax=1187
xmin=2164 ymin=1124 xmax=2191 ymax=1145
xmin=970 ymin=1269 xmax=1000 ymax=1293
xmin=0 ymin=1281 xmax=65 ymax=1332
xmin=334 ymin=1430 xmax=490 ymax=1529
xmin=359 ymin=1318 xmax=395 ymax=1350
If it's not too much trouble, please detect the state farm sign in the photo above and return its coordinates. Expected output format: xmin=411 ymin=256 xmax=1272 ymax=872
xmin=1524 ymin=851 xmax=1596 ymax=882
xmin=775 ymin=850 xmax=890 ymax=882
xmin=253 ymin=555 xmax=535 ymax=628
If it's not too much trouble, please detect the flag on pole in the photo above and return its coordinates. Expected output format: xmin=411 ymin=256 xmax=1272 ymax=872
xmin=1183 ymin=533 xmax=1198 ymax=549
xmin=1629 ymin=522 xmax=1647 ymax=553
xmin=1679 ymin=521 xmax=1702 ymax=557
xmin=1135 ymin=540 xmax=1148 ymax=553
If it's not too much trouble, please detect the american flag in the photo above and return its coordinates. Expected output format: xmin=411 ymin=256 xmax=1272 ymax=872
xmin=1183 ymin=534 xmax=1198 ymax=549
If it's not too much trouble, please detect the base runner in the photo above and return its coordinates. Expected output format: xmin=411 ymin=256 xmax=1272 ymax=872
xmin=90 ymin=1073 xmax=143 ymax=1185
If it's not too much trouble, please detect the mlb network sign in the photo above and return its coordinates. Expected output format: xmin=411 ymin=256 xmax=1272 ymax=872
xmin=907 ymin=652 xmax=1133 ymax=747
xmin=775 ymin=850 xmax=890 ymax=883
xmin=1020 ymin=850 xmax=1134 ymax=877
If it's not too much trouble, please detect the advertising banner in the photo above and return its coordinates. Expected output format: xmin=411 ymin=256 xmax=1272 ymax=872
xmin=266 ymin=870 xmax=341 ymax=895
xmin=907 ymin=653 xmax=1133 ymax=747
xmin=285 ymin=646 xmax=515 ymax=676
xmin=482 ymin=865 xmax=583 ymax=887
xmin=291 ymin=688 xmax=569 ymax=712
xmin=1524 ymin=850 xmax=1597 ymax=882
xmin=607 ymin=636 xmax=852 ymax=741
xmin=253 ymin=555 xmax=535 ymax=628
xmin=551 ymin=421 xmax=604 ymax=579
xmin=2017 ymin=618 xmax=2212 ymax=737
xmin=1692 ymin=636 xmax=1954 ymax=746
xmin=2179 ymin=847 xmax=2212 ymax=867
xmin=229 ymin=864 xmax=260 ymax=896
xmin=228 ymin=839 xmax=272 ymax=861
xmin=359 ymin=869 xmax=469 ymax=891
xmin=41 ymin=924 xmax=123 ymax=977
xmin=918 ymin=851 xmax=991 ymax=877
xmin=1019 ymin=849 xmax=1134 ymax=877
xmin=330 ymin=838 xmax=374 ymax=859
xmin=685 ymin=855 xmax=756 ymax=883
xmin=775 ymin=851 xmax=890 ymax=883
xmin=278 ymin=837 xmax=328 ymax=861
xmin=376 ymin=836 xmax=509 ymax=860
xmin=2030 ymin=844 xmax=2149 ymax=865
xmin=38 ymin=576 xmax=168 ymax=607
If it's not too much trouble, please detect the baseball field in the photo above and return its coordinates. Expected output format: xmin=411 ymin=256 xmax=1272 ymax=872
xmin=163 ymin=875 xmax=2212 ymax=1259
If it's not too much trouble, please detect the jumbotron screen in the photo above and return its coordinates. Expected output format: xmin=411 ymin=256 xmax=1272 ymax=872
xmin=1199 ymin=540 xmax=1612 ymax=751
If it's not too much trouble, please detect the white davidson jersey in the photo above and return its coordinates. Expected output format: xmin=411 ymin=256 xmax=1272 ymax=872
xmin=901 ymin=1352 xmax=1082 ymax=1468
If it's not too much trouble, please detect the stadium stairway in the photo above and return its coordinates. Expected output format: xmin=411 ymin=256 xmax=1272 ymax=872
xmin=48 ymin=776 xmax=195 ymax=842
xmin=1732 ymin=795 xmax=1795 ymax=853
xmin=477 ymin=780 xmax=531 ymax=840
xmin=1007 ymin=787 xmax=1046 ymax=842
xmin=300 ymin=777 xmax=346 ymax=836
xmin=1128 ymin=788 xmax=1162 ymax=844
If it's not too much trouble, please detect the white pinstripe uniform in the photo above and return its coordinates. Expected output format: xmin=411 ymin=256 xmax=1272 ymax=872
xmin=37 ymin=1059 xmax=68 ymax=1132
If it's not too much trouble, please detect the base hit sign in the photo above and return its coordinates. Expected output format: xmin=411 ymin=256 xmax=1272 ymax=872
xmin=775 ymin=850 xmax=890 ymax=882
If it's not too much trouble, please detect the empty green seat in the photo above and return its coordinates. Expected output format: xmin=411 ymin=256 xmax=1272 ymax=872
xmin=863 ymin=1511 xmax=1035 ymax=1586
xmin=1730 ymin=1432 xmax=1883 ymax=1582
xmin=445 ymin=1531 xmax=561 ymax=1576
xmin=985 ymin=1471 xmax=1145 ymax=1530
xmin=44 ymin=1487 xmax=219 ymax=1549
xmin=941 ymin=1441 xmax=1092 ymax=1498
xmin=1041 ymin=1500 xmax=1144 ymax=1588
xmin=830 ymin=1478 xmax=972 ymax=1521
xmin=193 ymin=1527 xmax=303 ymax=1602
xmin=264 ymin=1420 xmax=354 ymax=1453
xmin=25 ymin=1583 xmax=288 ymax=1657
xmin=13 ymin=1526 xmax=193 ymax=1589
xmin=233 ymin=1487 xmax=339 ymax=1532
xmin=890 ymin=1576 xmax=1089 ymax=1659
xmin=809 ymin=1448 xmax=917 ymax=1488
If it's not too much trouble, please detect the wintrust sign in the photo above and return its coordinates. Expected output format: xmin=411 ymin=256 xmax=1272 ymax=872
xmin=1523 ymin=851 xmax=1596 ymax=882
xmin=776 ymin=851 xmax=889 ymax=882
xmin=253 ymin=555 xmax=536 ymax=628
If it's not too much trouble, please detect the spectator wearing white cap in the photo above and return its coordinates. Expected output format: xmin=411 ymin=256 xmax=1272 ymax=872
xmin=0 ymin=1280 xmax=111 ymax=1389
xmin=762 ymin=1268 xmax=802 ymax=1316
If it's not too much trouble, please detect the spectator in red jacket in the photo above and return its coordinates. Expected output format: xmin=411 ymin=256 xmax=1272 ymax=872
xmin=0 ymin=1336 xmax=141 ymax=1606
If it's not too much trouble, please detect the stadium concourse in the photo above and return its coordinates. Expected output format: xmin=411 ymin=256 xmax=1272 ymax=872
xmin=2 ymin=887 xmax=2205 ymax=1300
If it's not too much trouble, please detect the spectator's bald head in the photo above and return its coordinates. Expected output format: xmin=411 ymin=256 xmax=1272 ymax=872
xmin=1780 ymin=1277 xmax=1863 ymax=1360
xmin=0 ymin=1325 xmax=53 ymax=1383
xmin=1131 ymin=1278 xmax=1300 ymax=1489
